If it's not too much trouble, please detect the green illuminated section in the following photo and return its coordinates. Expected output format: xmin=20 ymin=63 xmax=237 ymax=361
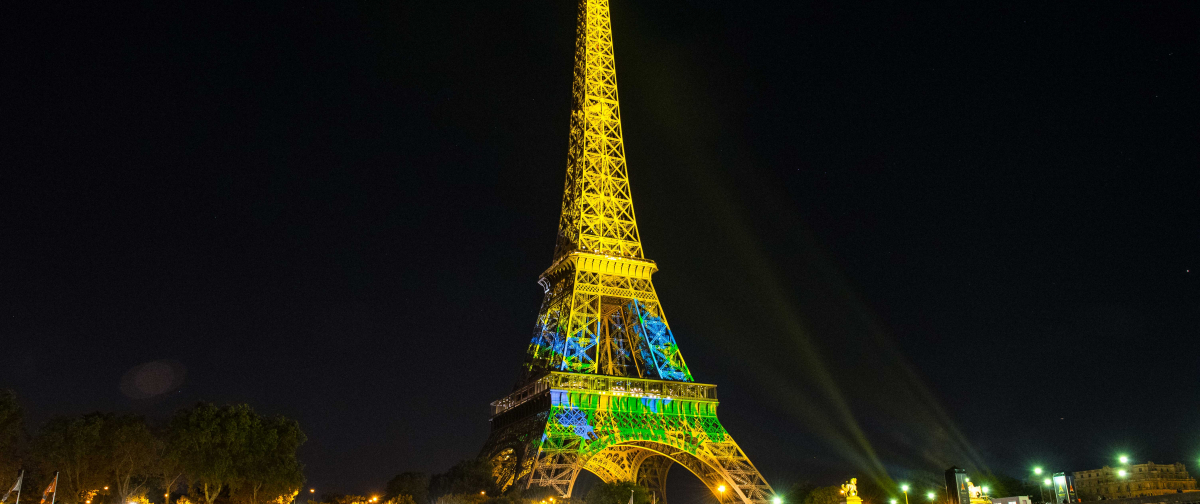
xmin=544 ymin=388 xmax=727 ymax=456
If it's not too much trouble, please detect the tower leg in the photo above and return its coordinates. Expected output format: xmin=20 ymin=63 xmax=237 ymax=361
xmin=635 ymin=455 xmax=672 ymax=504
xmin=527 ymin=437 xmax=585 ymax=497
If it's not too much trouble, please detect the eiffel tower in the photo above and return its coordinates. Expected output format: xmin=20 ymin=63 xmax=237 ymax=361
xmin=480 ymin=1 xmax=774 ymax=503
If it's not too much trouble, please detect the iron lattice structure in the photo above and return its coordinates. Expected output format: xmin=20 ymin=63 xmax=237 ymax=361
xmin=480 ymin=1 xmax=774 ymax=504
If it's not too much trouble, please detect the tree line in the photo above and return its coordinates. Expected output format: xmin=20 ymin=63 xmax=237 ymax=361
xmin=0 ymin=390 xmax=305 ymax=504
xmin=364 ymin=459 xmax=649 ymax=504
xmin=365 ymin=458 xmax=1043 ymax=504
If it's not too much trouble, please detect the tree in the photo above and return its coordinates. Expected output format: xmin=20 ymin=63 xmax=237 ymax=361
xmin=385 ymin=473 xmax=429 ymax=504
xmin=233 ymin=416 xmax=306 ymax=504
xmin=33 ymin=413 xmax=109 ymax=504
xmin=430 ymin=495 xmax=485 ymax=504
xmin=784 ymin=482 xmax=818 ymax=504
xmin=103 ymin=415 xmax=158 ymax=504
xmin=154 ymin=426 xmax=186 ymax=504
xmin=170 ymin=403 xmax=257 ymax=504
xmin=170 ymin=403 xmax=305 ymax=504
xmin=317 ymin=495 xmax=374 ymax=504
xmin=428 ymin=460 xmax=495 ymax=501
xmin=584 ymin=481 xmax=649 ymax=504
xmin=802 ymin=486 xmax=844 ymax=504
xmin=0 ymin=390 xmax=24 ymax=479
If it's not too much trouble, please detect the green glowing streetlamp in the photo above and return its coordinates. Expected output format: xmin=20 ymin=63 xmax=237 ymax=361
xmin=926 ymin=492 xmax=935 ymax=501
xmin=901 ymin=485 xmax=910 ymax=504
xmin=772 ymin=497 xmax=782 ymax=504
xmin=1033 ymin=468 xmax=1049 ymax=504
xmin=1119 ymin=456 xmax=1129 ymax=465
xmin=1118 ymin=470 xmax=1127 ymax=478
xmin=1043 ymin=479 xmax=1052 ymax=487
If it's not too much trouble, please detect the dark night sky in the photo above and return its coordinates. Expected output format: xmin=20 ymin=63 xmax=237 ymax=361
xmin=3 ymin=0 xmax=1199 ymax=497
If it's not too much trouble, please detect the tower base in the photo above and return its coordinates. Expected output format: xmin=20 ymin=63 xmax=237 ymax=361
xmin=481 ymin=372 xmax=773 ymax=504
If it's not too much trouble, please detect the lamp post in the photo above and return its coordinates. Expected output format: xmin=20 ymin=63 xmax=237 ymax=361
xmin=901 ymin=485 xmax=910 ymax=504
xmin=1032 ymin=468 xmax=1047 ymax=504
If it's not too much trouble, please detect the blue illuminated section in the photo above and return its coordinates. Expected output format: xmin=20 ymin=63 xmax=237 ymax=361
xmin=556 ymin=323 xmax=596 ymax=372
xmin=640 ymin=396 xmax=672 ymax=413
xmin=628 ymin=300 xmax=692 ymax=382
xmin=527 ymin=311 xmax=564 ymax=369
xmin=550 ymin=390 xmax=595 ymax=440
xmin=525 ymin=300 xmax=692 ymax=381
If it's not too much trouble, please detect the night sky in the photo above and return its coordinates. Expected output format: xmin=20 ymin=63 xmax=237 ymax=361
xmin=4 ymin=0 xmax=1199 ymax=497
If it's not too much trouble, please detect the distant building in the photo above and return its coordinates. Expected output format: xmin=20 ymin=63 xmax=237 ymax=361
xmin=1074 ymin=462 xmax=1198 ymax=500
xmin=991 ymin=496 xmax=1032 ymax=504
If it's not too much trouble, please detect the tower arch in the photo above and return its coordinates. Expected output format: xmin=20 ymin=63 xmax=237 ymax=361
xmin=581 ymin=440 xmax=764 ymax=504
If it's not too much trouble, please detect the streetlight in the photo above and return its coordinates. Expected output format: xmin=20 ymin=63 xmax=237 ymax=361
xmin=927 ymin=492 xmax=936 ymax=501
xmin=718 ymin=485 xmax=726 ymax=493
xmin=981 ymin=487 xmax=988 ymax=496
xmin=1118 ymin=470 xmax=1127 ymax=478
xmin=1033 ymin=470 xmax=1050 ymax=504
xmin=772 ymin=498 xmax=782 ymax=504
xmin=901 ymin=485 xmax=910 ymax=504
xmin=1043 ymin=479 xmax=1052 ymax=487
xmin=1119 ymin=456 xmax=1129 ymax=465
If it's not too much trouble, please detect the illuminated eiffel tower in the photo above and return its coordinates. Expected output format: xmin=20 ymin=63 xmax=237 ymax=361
xmin=480 ymin=1 xmax=774 ymax=503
